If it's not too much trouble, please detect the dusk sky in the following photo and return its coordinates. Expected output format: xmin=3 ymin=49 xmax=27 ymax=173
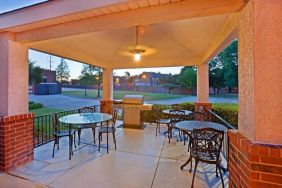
xmin=1 ymin=0 xmax=183 ymax=79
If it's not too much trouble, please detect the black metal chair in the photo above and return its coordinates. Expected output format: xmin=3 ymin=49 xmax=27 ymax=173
xmin=51 ymin=113 xmax=76 ymax=160
xmin=152 ymin=107 xmax=170 ymax=136
xmin=77 ymin=107 xmax=97 ymax=145
xmin=98 ymin=108 xmax=118 ymax=152
xmin=184 ymin=112 xmax=208 ymax=148
xmin=186 ymin=128 xmax=225 ymax=188
xmin=168 ymin=109 xmax=186 ymax=143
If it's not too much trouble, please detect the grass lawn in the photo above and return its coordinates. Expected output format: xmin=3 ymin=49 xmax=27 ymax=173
xmin=62 ymin=90 xmax=186 ymax=101
xmin=30 ymin=107 xmax=63 ymax=117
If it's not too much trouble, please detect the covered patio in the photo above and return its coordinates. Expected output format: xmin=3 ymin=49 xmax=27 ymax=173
xmin=0 ymin=0 xmax=281 ymax=187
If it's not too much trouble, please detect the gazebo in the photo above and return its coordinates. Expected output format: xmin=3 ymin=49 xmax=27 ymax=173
xmin=0 ymin=0 xmax=281 ymax=187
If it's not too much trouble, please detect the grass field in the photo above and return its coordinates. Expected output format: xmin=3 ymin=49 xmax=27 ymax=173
xmin=62 ymin=90 xmax=185 ymax=101
xmin=30 ymin=107 xmax=63 ymax=117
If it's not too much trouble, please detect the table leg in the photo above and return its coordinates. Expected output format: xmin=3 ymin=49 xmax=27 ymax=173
xmin=107 ymin=122 xmax=109 ymax=153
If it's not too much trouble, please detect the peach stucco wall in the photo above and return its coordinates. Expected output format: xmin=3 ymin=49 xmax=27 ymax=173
xmin=0 ymin=33 xmax=28 ymax=116
xmin=197 ymin=63 xmax=209 ymax=103
xmin=238 ymin=0 xmax=282 ymax=145
xmin=102 ymin=68 xmax=113 ymax=100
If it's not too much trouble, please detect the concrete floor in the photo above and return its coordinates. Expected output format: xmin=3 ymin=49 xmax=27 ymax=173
xmin=6 ymin=125 xmax=228 ymax=188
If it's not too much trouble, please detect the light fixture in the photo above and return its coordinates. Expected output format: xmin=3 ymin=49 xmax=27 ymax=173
xmin=130 ymin=26 xmax=146 ymax=62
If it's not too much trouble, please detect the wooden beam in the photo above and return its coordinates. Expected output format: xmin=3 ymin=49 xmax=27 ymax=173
xmin=200 ymin=13 xmax=239 ymax=63
xmin=17 ymin=0 xmax=247 ymax=43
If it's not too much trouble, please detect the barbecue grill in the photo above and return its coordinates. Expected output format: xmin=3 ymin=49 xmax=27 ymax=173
xmin=114 ymin=95 xmax=152 ymax=129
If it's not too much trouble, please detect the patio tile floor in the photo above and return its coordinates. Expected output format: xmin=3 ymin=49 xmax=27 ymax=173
xmin=6 ymin=125 xmax=228 ymax=188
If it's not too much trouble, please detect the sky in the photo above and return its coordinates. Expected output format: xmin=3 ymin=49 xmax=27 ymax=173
xmin=1 ymin=0 xmax=183 ymax=79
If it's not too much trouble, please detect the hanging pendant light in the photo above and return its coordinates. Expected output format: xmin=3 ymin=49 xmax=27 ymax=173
xmin=130 ymin=26 xmax=146 ymax=62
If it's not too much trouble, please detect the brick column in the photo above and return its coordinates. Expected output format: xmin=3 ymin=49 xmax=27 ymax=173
xmin=0 ymin=113 xmax=34 ymax=171
xmin=100 ymin=100 xmax=114 ymax=114
xmin=101 ymin=68 xmax=114 ymax=113
xmin=229 ymin=0 xmax=282 ymax=187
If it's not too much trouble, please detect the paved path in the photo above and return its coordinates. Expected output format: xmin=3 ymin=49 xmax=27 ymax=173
xmin=30 ymin=93 xmax=237 ymax=110
xmin=29 ymin=94 xmax=100 ymax=110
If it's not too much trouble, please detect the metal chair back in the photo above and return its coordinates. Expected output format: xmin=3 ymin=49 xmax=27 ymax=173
xmin=169 ymin=109 xmax=185 ymax=124
xmin=192 ymin=111 xmax=207 ymax=121
xmin=192 ymin=128 xmax=224 ymax=162
xmin=79 ymin=107 xmax=94 ymax=113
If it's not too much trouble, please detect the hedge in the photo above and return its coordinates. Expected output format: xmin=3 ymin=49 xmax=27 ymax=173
xmin=29 ymin=101 xmax=44 ymax=110
xmin=141 ymin=102 xmax=238 ymax=128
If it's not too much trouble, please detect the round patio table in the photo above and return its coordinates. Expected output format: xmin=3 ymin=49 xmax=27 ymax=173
xmin=59 ymin=113 xmax=112 ymax=153
xmin=175 ymin=120 xmax=227 ymax=132
xmin=175 ymin=120 xmax=227 ymax=170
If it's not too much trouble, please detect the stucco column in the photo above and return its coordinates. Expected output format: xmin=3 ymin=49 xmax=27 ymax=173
xmin=195 ymin=63 xmax=211 ymax=113
xmin=0 ymin=32 xmax=33 ymax=172
xmin=0 ymin=32 xmax=28 ymax=116
xmin=102 ymin=68 xmax=113 ymax=100
xmin=100 ymin=68 xmax=113 ymax=113
xmin=197 ymin=63 xmax=209 ymax=103
xmin=229 ymin=1 xmax=282 ymax=187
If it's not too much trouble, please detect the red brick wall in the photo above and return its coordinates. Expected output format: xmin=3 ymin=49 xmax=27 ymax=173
xmin=0 ymin=113 xmax=34 ymax=172
xmin=228 ymin=130 xmax=282 ymax=187
xmin=100 ymin=100 xmax=114 ymax=114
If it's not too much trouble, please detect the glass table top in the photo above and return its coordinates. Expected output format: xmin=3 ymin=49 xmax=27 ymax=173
xmin=59 ymin=113 xmax=112 ymax=124
xmin=162 ymin=109 xmax=192 ymax=116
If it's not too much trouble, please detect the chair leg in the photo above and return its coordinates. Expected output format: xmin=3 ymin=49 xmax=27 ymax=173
xmin=158 ymin=123 xmax=161 ymax=133
xmin=178 ymin=129 xmax=182 ymax=141
xmin=98 ymin=133 xmax=101 ymax=151
xmin=73 ymin=132 xmax=76 ymax=148
xmin=69 ymin=135 xmax=72 ymax=160
xmin=168 ymin=127 xmax=171 ymax=143
xmin=57 ymin=137 xmax=59 ymax=150
xmin=191 ymin=160 xmax=199 ymax=188
xmin=113 ymin=132 xmax=117 ymax=150
xmin=155 ymin=123 xmax=158 ymax=136
xmin=92 ymin=128 xmax=96 ymax=144
xmin=52 ymin=136 xmax=56 ymax=157
xmin=218 ymin=163 xmax=225 ymax=188
xmin=78 ymin=129 xmax=81 ymax=145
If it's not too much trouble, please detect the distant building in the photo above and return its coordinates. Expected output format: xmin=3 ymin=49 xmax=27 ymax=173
xmin=134 ymin=72 xmax=162 ymax=86
xmin=42 ymin=69 xmax=56 ymax=83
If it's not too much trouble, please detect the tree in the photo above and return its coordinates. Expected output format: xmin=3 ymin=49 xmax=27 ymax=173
xmin=209 ymin=56 xmax=224 ymax=93
xmin=79 ymin=65 xmax=100 ymax=96
xmin=29 ymin=60 xmax=43 ymax=85
xmin=176 ymin=66 xmax=197 ymax=89
xmin=56 ymin=58 xmax=70 ymax=83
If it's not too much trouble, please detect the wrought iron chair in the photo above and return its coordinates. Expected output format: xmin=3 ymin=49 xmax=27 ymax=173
xmin=51 ymin=113 xmax=76 ymax=160
xmin=184 ymin=112 xmax=208 ymax=149
xmin=98 ymin=108 xmax=118 ymax=152
xmin=168 ymin=109 xmax=186 ymax=143
xmin=77 ymin=107 xmax=97 ymax=145
xmin=186 ymin=128 xmax=225 ymax=188
xmin=152 ymin=107 xmax=170 ymax=136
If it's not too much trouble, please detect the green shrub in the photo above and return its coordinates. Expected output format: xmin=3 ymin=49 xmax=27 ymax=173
xmin=141 ymin=102 xmax=238 ymax=128
xmin=29 ymin=101 xmax=44 ymax=110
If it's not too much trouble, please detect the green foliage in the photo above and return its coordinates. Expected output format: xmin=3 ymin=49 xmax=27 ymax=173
xmin=176 ymin=66 xmax=197 ymax=89
xmin=29 ymin=60 xmax=43 ymax=85
xmin=29 ymin=101 xmax=44 ymax=110
xmin=56 ymin=58 xmax=70 ymax=83
xmin=211 ymin=103 xmax=238 ymax=128
xmin=141 ymin=102 xmax=238 ymax=128
xmin=79 ymin=65 xmax=101 ymax=96
xmin=209 ymin=40 xmax=238 ymax=91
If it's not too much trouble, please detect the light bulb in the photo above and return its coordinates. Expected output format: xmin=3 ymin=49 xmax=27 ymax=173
xmin=134 ymin=53 xmax=141 ymax=62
